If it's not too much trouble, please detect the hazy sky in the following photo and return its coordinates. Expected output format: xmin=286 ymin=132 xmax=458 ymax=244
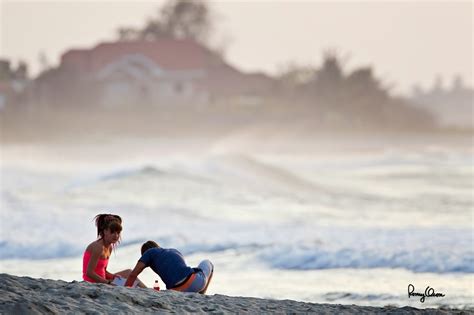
xmin=1 ymin=0 xmax=472 ymax=95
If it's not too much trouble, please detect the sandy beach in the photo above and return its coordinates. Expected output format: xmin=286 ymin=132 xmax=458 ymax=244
xmin=0 ymin=274 xmax=467 ymax=314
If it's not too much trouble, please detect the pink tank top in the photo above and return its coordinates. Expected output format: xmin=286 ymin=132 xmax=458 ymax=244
xmin=82 ymin=250 xmax=109 ymax=282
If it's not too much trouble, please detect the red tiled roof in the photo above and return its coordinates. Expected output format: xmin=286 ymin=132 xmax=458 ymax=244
xmin=61 ymin=39 xmax=211 ymax=73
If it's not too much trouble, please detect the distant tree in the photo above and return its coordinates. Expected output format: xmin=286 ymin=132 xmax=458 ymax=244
xmin=0 ymin=60 xmax=12 ymax=81
xmin=117 ymin=27 xmax=141 ymax=41
xmin=317 ymin=51 xmax=344 ymax=88
xmin=0 ymin=60 xmax=29 ymax=81
xmin=277 ymin=63 xmax=316 ymax=93
xmin=344 ymin=67 xmax=386 ymax=101
xmin=160 ymin=0 xmax=212 ymax=43
xmin=342 ymin=67 xmax=387 ymax=124
xmin=140 ymin=20 xmax=168 ymax=41
xmin=274 ymin=63 xmax=316 ymax=106
xmin=277 ymin=50 xmax=436 ymax=129
xmin=309 ymin=51 xmax=345 ymax=107
xmin=116 ymin=0 xmax=213 ymax=45
xmin=15 ymin=61 xmax=28 ymax=80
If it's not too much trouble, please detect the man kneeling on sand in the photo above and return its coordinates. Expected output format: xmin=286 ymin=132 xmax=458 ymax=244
xmin=125 ymin=240 xmax=214 ymax=294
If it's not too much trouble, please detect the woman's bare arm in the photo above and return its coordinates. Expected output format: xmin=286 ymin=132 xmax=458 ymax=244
xmin=86 ymin=243 xmax=110 ymax=284
xmin=105 ymin=270 xmax=116 ymax=280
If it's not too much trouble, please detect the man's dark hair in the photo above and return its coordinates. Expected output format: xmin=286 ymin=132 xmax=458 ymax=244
xmin=141 ymin=240 xmax=159 ymax=255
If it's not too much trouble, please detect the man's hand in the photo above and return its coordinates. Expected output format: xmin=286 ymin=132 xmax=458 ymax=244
xmin=125 ymin=261 xmax=146 ymax=287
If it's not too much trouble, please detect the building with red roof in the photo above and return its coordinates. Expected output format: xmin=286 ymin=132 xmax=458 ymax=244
xmin=31 ymin=39 xmax=275 ymax=108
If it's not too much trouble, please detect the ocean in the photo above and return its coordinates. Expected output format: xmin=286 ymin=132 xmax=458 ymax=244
xmin=0 ymin=136 xmax=472 ymax=309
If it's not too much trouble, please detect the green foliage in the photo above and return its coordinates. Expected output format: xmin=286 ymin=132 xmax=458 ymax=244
xmin=161 ymin=0 xmax=211 ymax=42
xmin=317 ymin=52 xmax=344 ymax=88
xmin=0 ymin=60 xmax=28 ymax=81
xmin=117 ymin=0 xmax=212 ymax=45
xmin=276 ymin=52 xmax=435 ymax=129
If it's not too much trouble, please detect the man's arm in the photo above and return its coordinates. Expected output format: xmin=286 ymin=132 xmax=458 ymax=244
xmin=125 ymin=261 xmax=147 ymax=287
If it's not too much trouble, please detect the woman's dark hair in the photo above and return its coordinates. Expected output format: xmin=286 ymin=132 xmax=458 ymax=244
xmin=141 ymin=240 xmax=159 ymax=255
xmin=94 ymin=214 xmax=122 ymax=239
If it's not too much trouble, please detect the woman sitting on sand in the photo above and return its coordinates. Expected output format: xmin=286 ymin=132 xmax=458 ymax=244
xmin=125 ymin=240 xmax=214 ymax=293
xmin=82 ymin=214 xmax=145 ymax=287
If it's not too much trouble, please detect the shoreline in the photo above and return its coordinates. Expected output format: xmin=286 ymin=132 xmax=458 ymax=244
xmin=1 ymin=106 xmax=472 ymax=147
xmin=0 ymin=274 xmax=467 ymax=314
xmin=1 ymin=126 xmax=472 ymax=155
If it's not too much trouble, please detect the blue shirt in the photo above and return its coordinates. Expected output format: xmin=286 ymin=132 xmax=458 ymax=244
xmin=139 ymin=248 xmax=194 ymax=289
